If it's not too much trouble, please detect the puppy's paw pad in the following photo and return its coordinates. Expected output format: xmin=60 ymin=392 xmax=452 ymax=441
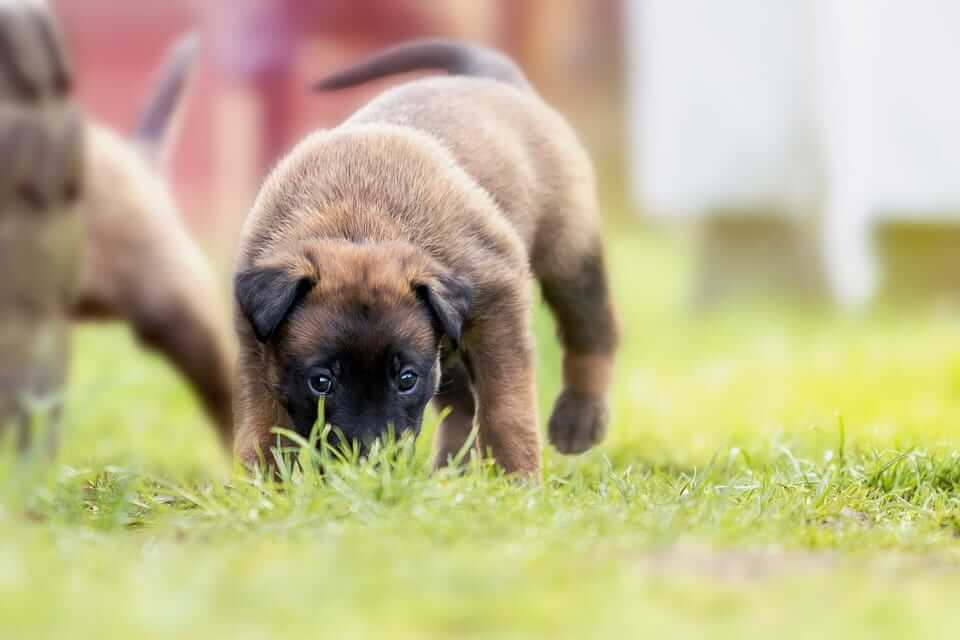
xmin=548 ymin=390 xmax=608 ymax=455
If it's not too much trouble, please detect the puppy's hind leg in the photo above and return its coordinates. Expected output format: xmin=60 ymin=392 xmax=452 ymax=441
xmin=535 ymin=220 xmax=619 ymax=455
xmin=431 ymin=357 xmax=478 ymax=469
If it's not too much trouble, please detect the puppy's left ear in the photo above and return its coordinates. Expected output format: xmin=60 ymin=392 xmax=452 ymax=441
xmin=235 ymin=265 xmax=314 ymax=343
xmin=416 ymin=273 xmax=473 ymax=349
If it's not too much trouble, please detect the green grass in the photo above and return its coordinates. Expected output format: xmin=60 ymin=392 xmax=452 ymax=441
xmin=3 ymin=222 xmax=960 ymax=639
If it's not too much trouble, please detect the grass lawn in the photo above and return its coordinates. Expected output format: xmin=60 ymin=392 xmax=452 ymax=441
xmin=3 ymin=221 xmax=960 ymax=639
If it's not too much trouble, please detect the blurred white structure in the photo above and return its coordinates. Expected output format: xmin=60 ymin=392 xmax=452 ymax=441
xmin=627 ymin=0 xmax=960 ymax=305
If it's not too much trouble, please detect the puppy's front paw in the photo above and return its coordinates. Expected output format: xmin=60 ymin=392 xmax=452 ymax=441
xmin=547 ymin=390 xmax=608 ymax=455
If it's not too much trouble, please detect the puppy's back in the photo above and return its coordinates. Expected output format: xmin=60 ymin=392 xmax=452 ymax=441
xmin=314 ymin=41 xmax=595 ymax=250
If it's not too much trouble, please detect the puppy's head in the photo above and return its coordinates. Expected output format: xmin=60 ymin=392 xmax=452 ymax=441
xmin=235 ymin=241 xmax=471 ymax=450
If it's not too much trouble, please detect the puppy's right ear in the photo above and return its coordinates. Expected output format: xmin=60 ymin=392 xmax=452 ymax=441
xmin=234 ymin=266 xmax=313 ymax=343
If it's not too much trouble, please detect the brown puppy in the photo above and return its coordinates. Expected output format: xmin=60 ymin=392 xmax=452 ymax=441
xmin=72 ymin=34 xmax=236 ymax=447
xmin=1 ymin=13 xmax=234 ymax=448
xmin=233 ymin=40 xmax=618 ymax=475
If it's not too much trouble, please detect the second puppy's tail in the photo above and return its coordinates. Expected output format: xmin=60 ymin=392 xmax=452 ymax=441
xmin=133 ymin=32 xmax=199 ymax=160
xmin=311 ymin=38 xmax=530 ymax=92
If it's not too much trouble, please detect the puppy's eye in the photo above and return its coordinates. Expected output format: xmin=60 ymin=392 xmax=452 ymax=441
xmin=308 ymin=373 xmax=333 ymax=396
xmin=397 ymin=369 xmax=419 ymax=394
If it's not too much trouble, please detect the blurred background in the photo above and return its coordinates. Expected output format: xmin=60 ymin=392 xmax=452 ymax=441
xmin=53 ymin=0 xmax=623 ymax=268
xmin=629 ymin=0 xmax=960 ymax=308
xmin=53 ymin=0 xmax=960 ymax=310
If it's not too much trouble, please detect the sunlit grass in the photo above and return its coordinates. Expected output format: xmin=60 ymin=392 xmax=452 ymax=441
xmin=2 ymin=222 xmax=960 ymax=639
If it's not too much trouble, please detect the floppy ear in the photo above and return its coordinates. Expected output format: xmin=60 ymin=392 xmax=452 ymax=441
xmin=416 ymin=273 xmax=473 ymax=349
xmin=235 ymin=265 xmax=314 ymax=343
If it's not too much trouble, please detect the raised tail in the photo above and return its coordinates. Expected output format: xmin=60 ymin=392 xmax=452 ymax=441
xmin=311 ymin=38 xmax=530 ymax=92
xmin=132 ymin=32 xmax=199 ymax=159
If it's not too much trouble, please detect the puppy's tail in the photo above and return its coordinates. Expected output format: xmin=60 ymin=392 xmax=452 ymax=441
xmin=132 ymin=32 xmax=199 ymax=162
xmin=311 ymin=38 xmax=530 ymax=92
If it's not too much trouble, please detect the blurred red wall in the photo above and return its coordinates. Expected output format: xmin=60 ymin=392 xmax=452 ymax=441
xmin=51 ymin=0 xmax=448 ymax=235
xmin=50 ymin=1 xmax=621 ymax=243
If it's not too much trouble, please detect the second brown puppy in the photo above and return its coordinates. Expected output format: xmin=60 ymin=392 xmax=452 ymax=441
xmin=75 ymin=34 xmax=235 ymax=448
xmin=233 ymin=40 xmax=618 ymax=475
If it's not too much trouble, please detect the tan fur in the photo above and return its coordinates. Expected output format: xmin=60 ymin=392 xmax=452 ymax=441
xmin=235 ymin=52 xmax=619 ymax=475
xmin=72 ymin=124 xmax=236 ymax=446
xmin=50 ymin=32 xmax=237 ymax=448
